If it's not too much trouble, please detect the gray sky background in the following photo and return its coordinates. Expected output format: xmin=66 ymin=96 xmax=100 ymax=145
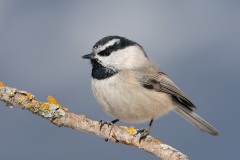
xmin=0 ymin=1 xmax=239 ymax=160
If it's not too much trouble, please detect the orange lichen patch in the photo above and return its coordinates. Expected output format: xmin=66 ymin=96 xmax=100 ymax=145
xmin=126 ymin=126 xmax=137 ymax=135
xmin=32 ymin=96 xmax=67 ymax=118
xmin=26 ymin=93 xmax=34 ymax=100
xmin=121 ymin=126 xmax=137 ymax=135
xmin=34 ymin=102 xmax=50 ymax=112
xmin=25 ymin=95 xmax=66 ymax=118
xmin=151 ymin=137 xmax=162 ymax=144
xmin=0 ymin=82 xmax=4 ymax=87
xmin=62 ymin=107 xmax=68 ymax=111
xmin=47 ymin=95 xmax=68 ymax=111
xmin=27 ymin=103 xmax=34 ymax=108
xmin=40 ymin=102 xmax=51 ymax=112
xmin=47 ymin=95 xmax=59 ymax=105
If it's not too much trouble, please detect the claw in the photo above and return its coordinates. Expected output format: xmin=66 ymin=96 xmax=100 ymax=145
xmin=136 ymin=127 xmax=150 ymax=141
xmin=99 ymin=119 xmax=119 ymax=142
xmin=99 ymin=119 xmax=119 ymax=130
xmin=99 ymin=120 xmax=114 ymax=131
xmin=135 ymin=118 xmax=154 ymax=141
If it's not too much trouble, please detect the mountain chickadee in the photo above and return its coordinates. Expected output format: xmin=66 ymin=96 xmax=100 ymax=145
xmin=82 ymin=35 xmax=219 ymax=139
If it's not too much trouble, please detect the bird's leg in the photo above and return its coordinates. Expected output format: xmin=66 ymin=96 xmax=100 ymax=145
xmin=136 ymin=118 xmax=154 ymax=140
xmin=99 ymin=119 xmax=119 ymax=142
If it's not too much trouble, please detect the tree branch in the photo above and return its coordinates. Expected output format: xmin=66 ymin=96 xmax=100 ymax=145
xmin=0 ymin=82 xmax=188 ymax=160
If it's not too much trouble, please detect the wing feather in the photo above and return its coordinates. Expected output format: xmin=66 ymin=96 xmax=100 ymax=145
xmin=135 ymin=67 xmax=196 ymax=109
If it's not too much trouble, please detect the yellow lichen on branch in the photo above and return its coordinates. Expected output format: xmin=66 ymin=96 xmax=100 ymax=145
xmin=121 ymin=126 xmax=137 ymax=135
xmin=47 ymin=95 xmax=59 ymax=105
xmin=0 ymin=82 xmax=4 ymax=87
xmin=47 ymin=95 xmax=68 ymax=111
xmin=35 ymin=96 xmax=67 ymax=118
xmin=0 ymin=82 xmax=66 ymax=119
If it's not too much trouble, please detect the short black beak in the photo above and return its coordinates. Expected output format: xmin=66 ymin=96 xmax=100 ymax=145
xmin=82 ymin=53 xmax=92 ymax=59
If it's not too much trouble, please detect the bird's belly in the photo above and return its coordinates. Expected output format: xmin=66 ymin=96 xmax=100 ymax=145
xmin=91 ymin=77 xmax=174 ymax=123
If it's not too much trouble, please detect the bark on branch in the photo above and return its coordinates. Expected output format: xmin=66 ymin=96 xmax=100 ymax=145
xmin=0 ymin=82 xmax=188 ymax=160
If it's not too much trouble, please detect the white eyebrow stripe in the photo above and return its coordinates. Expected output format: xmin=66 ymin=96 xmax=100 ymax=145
xmin=95 ymin=38 xmax=120 ymax=53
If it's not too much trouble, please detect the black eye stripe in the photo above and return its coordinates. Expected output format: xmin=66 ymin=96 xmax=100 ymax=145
xmin=97 ymin=38 xmax=137 ymax=57
xmin=97 ymin=50 xmax=111 ymax=56
xmin=97 ymin=42 xmax=120 ymax=56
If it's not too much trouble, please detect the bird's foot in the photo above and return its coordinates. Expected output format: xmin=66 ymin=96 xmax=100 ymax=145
xmin=99 ymin=119 xmax=119 ymax=142
xmin=99 ymin=120 xmax=115 ymax=131
xmin=136 ymin=127 xmax=151 ymax=141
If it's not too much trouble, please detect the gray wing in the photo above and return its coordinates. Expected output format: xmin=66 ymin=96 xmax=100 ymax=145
xmin=134 ymin=67 xmax=219 ymax=136
xmin=135 ymin=68 xmax=196 ymax=109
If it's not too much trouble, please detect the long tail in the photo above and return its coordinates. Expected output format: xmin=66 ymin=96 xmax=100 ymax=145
xmin=174 ymin=105 xmax=219 ymax=136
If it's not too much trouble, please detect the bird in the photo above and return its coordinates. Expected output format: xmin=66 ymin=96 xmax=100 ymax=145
xmin=82 ymin=35 xmax=219 ymax=139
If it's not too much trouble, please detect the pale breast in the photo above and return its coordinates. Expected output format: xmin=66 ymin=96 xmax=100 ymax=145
xmin=91 ymin=71 xmax=175 ymax=123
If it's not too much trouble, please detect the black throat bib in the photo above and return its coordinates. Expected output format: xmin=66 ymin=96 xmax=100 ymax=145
xmin=91 ymin=59 xmax=118 ymax=80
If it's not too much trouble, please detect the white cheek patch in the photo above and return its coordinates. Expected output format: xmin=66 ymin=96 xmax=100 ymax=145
xmin=96 ymin=46 xmax=148 ymax=70
xmin=93 ymin=38 xmax=120 ymax=53
xmin=113 ymin=46 xmax=148 ymax=69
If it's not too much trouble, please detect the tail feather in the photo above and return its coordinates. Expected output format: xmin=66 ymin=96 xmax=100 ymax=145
xmin=174 ymin=106 xmax=219 ymax=136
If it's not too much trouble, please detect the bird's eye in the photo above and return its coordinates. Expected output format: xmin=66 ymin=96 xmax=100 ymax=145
xmin=97 ymin=49 xmax=111 ymax=57
xmin=104 ymin=51 xmax=111 ymax=56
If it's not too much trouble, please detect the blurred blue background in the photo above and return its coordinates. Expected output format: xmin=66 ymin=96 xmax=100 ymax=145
xmin=0 ymin=1 xmax=239 ymax=159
